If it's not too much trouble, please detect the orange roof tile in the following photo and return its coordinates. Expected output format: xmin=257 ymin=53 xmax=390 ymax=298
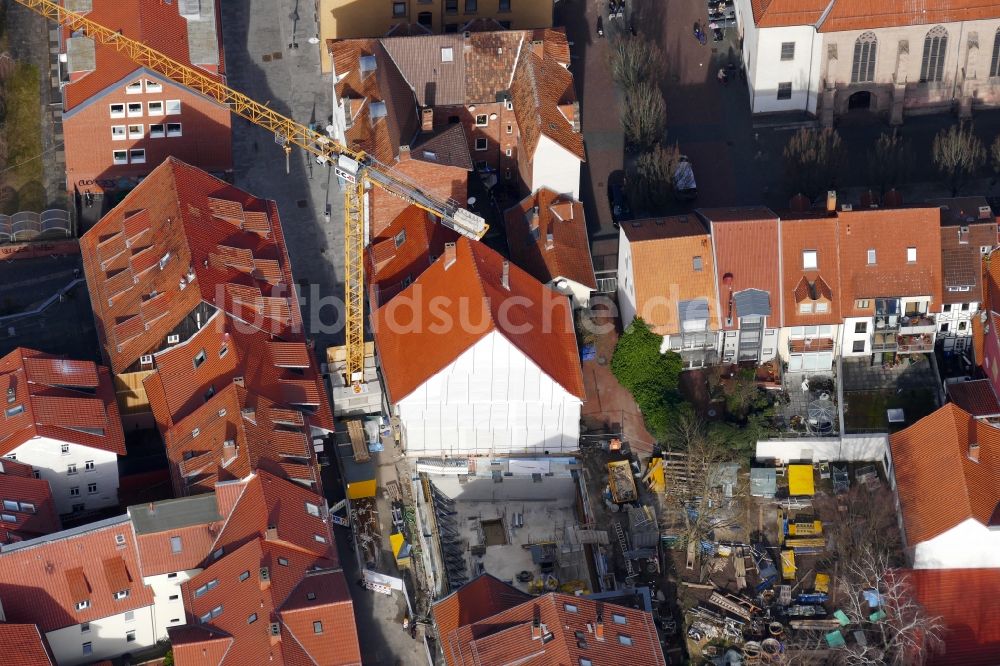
xmin=947 ymin=379 xmax=1000 ymax=418
xmin=0 ymin=461 xmax=60 ymax=545
xmin=0 ymin=516 xmax=154 ymax=633
xmin=703 ymin=208 xmax=782 ymax=329
xmin=510 ymin=51 xmax=585 ymax=163
xmin=366 ymin=205 xmax=458 ymax=308
xmin=0 ymin=348 xmax=125 ymax=458
xmin=62 ymin=0 xmax=223 ymax=112
xmin=81 ymin=158 xmax=301 ymax=375
xmin=888 ymin=403 xmax=1000 ymax=545
xmin=837 ymin=208 xmax=942 ymax=318
xmin=0 ymin=624 xmax=54 ymax=665
xmin=780 ymin=216 xmax=841 ymax=326
xmin=373 ymin=238 xmax=586 ymax=403
xmin=905 ymin=567 xmax=1000 ymax=666
xmin=505 ymin=189 xmax=597 ymax=291
xmin=432 ymin=574 xmax=533 ymax=662
xmin=620 ymin=217 xmax=717 ymax=336
xmin=818 ymin=0 xmax=1000 ymax=32
xmin=436 ymin=581 xmax=666 ymax=666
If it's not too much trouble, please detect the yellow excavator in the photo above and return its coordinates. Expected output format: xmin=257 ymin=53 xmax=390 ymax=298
xmin=14 ymin=0 xmax=488 ymax=387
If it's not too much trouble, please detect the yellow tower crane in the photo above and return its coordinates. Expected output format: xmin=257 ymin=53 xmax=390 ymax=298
xmin=15 ymin=0 xmax=488 ymax=387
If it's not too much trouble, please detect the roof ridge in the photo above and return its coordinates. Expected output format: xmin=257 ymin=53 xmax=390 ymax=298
xmin=464 ymin=240 xmax=500 ymax=333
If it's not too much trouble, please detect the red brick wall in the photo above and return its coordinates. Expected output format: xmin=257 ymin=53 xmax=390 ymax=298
xmin=431 ymin=103 xmax=519 ymax=179
xmin=370 ymin=157 xmax=468 ymax=237
xmin=64 ymin=78 xmax=232 ymax=192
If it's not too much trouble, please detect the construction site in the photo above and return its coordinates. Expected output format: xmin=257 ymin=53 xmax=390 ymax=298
xmin=411 ymin=456 xmax=610 ymax=598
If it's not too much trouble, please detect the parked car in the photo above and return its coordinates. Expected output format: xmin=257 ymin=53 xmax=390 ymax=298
xmin=609 ymin=182 xmax=630 ymax=226
xmin=674 ymin=155 xmax=697 ymax=201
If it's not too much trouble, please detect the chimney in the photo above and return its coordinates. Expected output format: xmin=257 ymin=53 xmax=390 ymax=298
xmin=501 ymin=260 xmax=510 ymax=290
xmin=421 ymin=106 xmax=434 ymax=132
xmin=399 ymin=144 xmax=411 ymax=161
xmin=969 ymin=441 xmax=980 ymax=463
xmin=531 ymin=610 xmax=542 ymax=640
xmin=147 ymin=502 xmax=156 ymax=516
xmin=265 ymin=526 xmax=279 ymax=541
xmin=826 ymin=190 xmax=837 ymax=212
xmin=443 ymin=242 xmax=457 ymax=270
xmin=545 ymin=231 xmax=554 ymax=250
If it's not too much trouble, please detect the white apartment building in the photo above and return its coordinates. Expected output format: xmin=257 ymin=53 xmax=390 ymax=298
xmin=0 ymin=349 xmax=126 ymax=517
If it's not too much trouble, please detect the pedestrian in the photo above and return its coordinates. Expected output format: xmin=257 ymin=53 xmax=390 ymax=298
xmin=717 ymin=68 xmax=728 ymax=85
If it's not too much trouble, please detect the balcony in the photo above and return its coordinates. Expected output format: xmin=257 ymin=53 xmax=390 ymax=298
xmin=871 ymin=331 xmax=897 ymax=352
xmin=896 ymin=333 xmax=935 ymax=354
xmin=899 ymin=314 xmax=935 ymax=334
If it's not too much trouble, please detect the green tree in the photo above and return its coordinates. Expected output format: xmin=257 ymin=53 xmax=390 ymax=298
xmin=932 ymin=122 xmax=985 ymax=196
xmin=627 ymin=143 xmax=681 ymax=214
xmin=611 ymin=318 xmax=683 ymax=440
xmin=782 ymin=127 xmax=846 ymax=200
xmin=621 ymin=82 xmax=666 ymax=150
xmin=867 ymin=130 xmax=913 ymax=196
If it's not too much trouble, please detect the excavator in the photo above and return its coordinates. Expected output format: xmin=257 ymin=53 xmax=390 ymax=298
xmin=13 ymin=0 xmax=488 ymax=388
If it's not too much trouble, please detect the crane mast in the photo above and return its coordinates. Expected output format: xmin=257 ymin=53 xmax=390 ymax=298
xmin=16 ymin=0 xmax=487 ymax=386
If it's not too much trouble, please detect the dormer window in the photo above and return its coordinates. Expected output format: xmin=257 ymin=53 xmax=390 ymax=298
xmin=76 ymin=600 xmax=90 ymax=611
xmin=114 ymin=589 xmax=130 ymax=600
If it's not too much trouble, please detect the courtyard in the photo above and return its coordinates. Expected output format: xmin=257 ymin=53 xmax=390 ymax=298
xmin=841 ymin=355 xmax=942 ymax=433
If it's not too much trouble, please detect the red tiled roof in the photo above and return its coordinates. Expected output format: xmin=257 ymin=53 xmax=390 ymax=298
xmin=939 ymin=223 xmax=994 ymax=305
xmin=510 ymin=51 xmax=585 ymax=163
xmin=211 ymin=471 xmax=335 ymax=560
xmin=63 ymin=0 xmax=223 ymax=112
xmin=373 ymin=238 xmax=586 ymax=403
xmin=0 ymin=348 xmax=125 ymax=457
xmin=750 ymin=0 xmax=829 ymax=27
xmin=0 ymin=461 xmax=60 ymax=545
xmin=947 ymin=379 xmax=1000 ymax=418
xmin=505 ymin=189 xmax=597 ymax=290
xmin=888 ymin=403 xmax=1000 ymax=545
xmin=432 ymin=573 xmax=532 ymax=661
xmin=781 ymin=216 xmax=841 ymax=326
xmin=905 ymin=568 xmax=1000 ymax=666
xmin=0 ymin=624 xmax=54 ymax=665
xmin=168 ymin=625 xmax=234 ymax=665
xmin=837 ymin=208 xmax=942 ymax=317
xmin=328 ymin=39 xmax=418 ymax=164
xmin=620 ymin=217 xmax=718 ymax=336
xmin=179 ymin=538 xmax=357 ymax=666
xmin=0 ymin=516 xmax=154 ymax=633
xmin=436 ymin=582 xmax=666 ymax=666
xmin=818 ymin=0 xmax=1000 ymax=32
xmin=703 ymin=208 xmax=781 ymax=329
xmin=366 ymin=205 xmax=458 ymax=308
xmin=81 ymin=157 xmax=301 ymax=375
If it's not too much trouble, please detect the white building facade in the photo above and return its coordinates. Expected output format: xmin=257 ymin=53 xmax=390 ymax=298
xmin=396 ymin=331 xmax=582 ymax=458
xmin=735 ymin=0 xmax=1000 ymax=124
xmin=44 ymin=605 xmax=157 ymax=666
xmin=5 ymin=441 xmax=119 ymax=516
xmin=530 ymin=135 xmax=581 ymax=200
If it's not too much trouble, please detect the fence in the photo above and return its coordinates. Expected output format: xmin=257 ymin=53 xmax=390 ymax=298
xmin=0 ymin=209 xmax=72 ymax=243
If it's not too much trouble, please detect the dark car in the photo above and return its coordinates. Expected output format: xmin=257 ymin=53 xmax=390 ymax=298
xmin=609 ymin=182 xmax=630 ymax=226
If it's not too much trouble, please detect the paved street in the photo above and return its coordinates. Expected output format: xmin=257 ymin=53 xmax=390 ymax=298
xmin=221 ymin=0 xmax=346 ymax=349
xmin=563 ymin=0 xmax=1000 ymax=243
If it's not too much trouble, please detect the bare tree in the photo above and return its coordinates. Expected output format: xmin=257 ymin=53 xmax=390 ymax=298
xmin=626 ymin=142 xmax=680 ymax=213
xmin=783 ymin=127 xmax=847 ymax=200
xmin=932 ymin=122 xmax=985 ymax=196
xmin=834 ymin=546 xmax=944 ymax=666
xmin=661 ymin=411 xmax=747 ymax=582
xmin=621 ymin=81 xmax=666 ymax=150
xmin=608 ymin=36 xmax=663 ymax=92
xmin=867 ymin=130 xmax=913 ymax=196
xmin=990 ymin=134 xmax=1000 ymax=180
xmin=813 ymin=482 xmax=903 ymax=569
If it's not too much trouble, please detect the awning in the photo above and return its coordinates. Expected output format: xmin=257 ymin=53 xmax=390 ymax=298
xmin=733 ymin=288 xmax=771 ymax=317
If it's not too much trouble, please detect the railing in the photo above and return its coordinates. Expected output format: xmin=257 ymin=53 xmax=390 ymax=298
xmin=0 ymin=210 xmax=72 ymax=243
